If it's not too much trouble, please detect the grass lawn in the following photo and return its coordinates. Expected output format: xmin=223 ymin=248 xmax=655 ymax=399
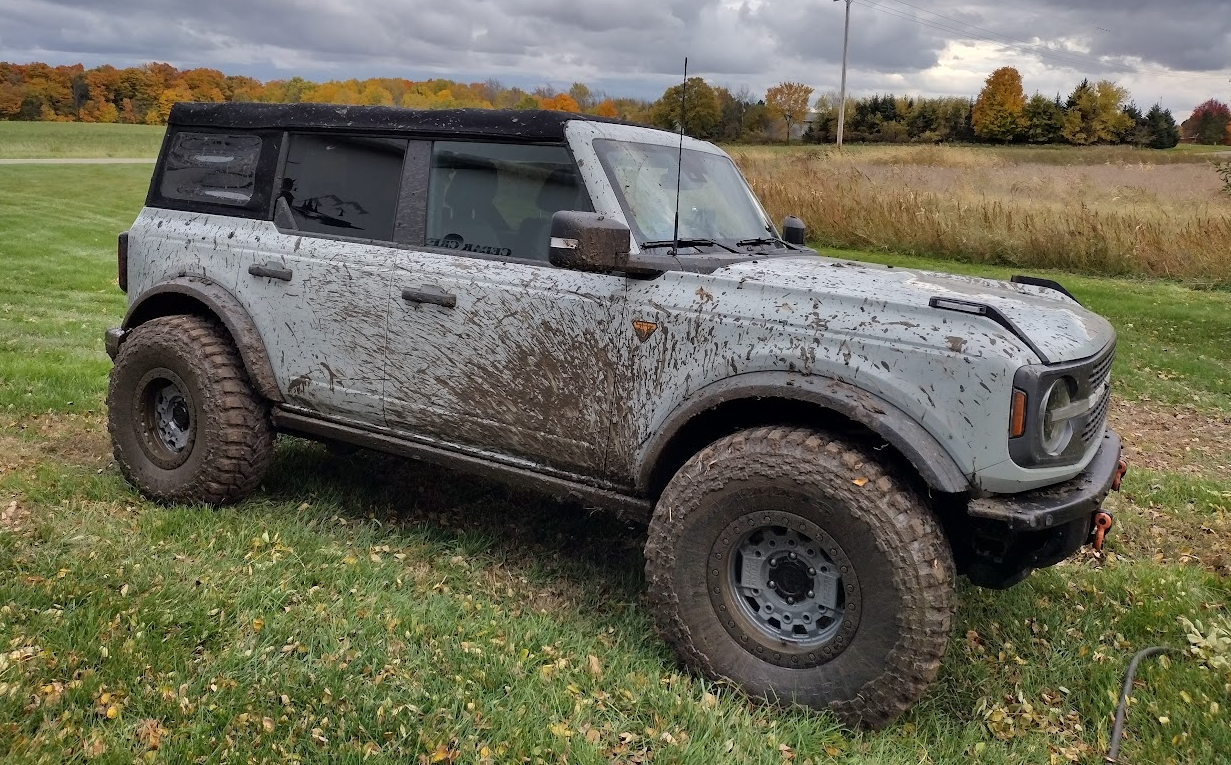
xmin=0 ymin=165 xmax=1228 ymax=764
xmin=0 ymin=122 xmax=165 ymax=159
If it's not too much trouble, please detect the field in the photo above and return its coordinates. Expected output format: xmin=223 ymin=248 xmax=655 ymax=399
xmin=1 ymin=136 xmax=1230 ymax=764
xmin=0 ymin=122 xmax=165 ymax=159
xmin=733 ymin=144 xmax=1231 ymax=285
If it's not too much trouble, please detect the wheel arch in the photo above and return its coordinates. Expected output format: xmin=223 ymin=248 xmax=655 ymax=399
xmin=120 ymin=277 xmax=282 ymax=402
xmin=636 ymin=372 xmax=971 ymax=500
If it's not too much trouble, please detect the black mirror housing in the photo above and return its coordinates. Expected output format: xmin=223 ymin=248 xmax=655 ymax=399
xmin=549 ymin=211 xmax=631 ymax=272
xmin=782 ymin=216 xmax=806 ymax=246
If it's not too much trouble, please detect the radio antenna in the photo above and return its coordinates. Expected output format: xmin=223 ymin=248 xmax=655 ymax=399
xmin=670 ymin=57 xmax=687 ymax=257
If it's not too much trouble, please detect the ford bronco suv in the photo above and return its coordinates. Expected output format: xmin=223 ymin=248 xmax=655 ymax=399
xmin=106 ymin=102 xmax=1126 ymax=728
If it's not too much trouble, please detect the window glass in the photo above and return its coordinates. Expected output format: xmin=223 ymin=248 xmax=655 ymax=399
xmin=161 ymin=132 xmax=262 ymax=206
xmin=426 ymin=142 xmax=589 ymax=261
xmin=281 ymin=134 xmax=408 ymax=241
xmin=593 ymin=139 xmax=772 ymax=245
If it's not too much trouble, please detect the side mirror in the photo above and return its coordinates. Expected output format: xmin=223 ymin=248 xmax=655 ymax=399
xmin=549 ymin=211 xmax=631 ymax=272
xmin=782 ymin=216 xmax=806 ymax=246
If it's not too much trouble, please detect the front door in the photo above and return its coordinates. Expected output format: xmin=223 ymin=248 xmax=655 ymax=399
xmin=382 ymin=140 xmax=623 ymax=476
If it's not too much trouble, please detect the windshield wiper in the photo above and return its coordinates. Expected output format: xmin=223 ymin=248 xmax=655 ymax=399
xmin=641 ymin=238 xmax=740 ymax=254
xmin=736 ymin=236 xmax=790 ymax=248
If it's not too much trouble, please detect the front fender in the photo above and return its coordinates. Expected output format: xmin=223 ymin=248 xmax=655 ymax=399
xmin=120 ymin=276 xmax=282 ymax=402
xmin=636 ymin=371 xmax=971 ymax=496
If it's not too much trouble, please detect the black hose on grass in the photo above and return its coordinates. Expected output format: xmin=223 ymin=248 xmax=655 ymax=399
xmin=1106 ymin=646 xmax=1179 ymax=764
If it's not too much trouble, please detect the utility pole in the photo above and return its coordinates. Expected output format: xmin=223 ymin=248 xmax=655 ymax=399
xmin=835 ymin=0 xmax=853 ymax=149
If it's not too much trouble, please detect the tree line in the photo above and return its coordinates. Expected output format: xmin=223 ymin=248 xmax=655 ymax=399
xmin=2 ymin=60 xmax=1225 ymax=150
xmin=0 ymin=62 xmax=642 ymax=124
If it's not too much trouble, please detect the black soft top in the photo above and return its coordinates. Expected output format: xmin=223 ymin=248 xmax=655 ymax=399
xmin=167 ymin=102 xmax=635 ymax=142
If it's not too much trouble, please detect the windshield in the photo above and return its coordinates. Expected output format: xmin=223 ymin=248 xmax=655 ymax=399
xmin=593 ymin=139 xmax=776 ymax=248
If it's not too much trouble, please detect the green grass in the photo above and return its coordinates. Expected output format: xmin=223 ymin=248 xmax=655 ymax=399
xmin=0 ymin=166 xmax=143 ymax=416
xmin=0 ymin=122 xmax=164 ymax=159
xmin=1 ymin=164 xmax=1229 ymax=764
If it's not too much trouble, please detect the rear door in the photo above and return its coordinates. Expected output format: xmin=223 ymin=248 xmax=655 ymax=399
xmin=232 ymin=133 xmax=425 ymax=426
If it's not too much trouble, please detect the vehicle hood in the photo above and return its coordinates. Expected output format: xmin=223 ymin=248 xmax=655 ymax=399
xmin=715 ymin=255 xmax=1115 ymax=363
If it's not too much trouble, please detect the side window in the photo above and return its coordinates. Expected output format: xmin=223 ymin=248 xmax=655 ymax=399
xmin=281 ymin=134 xmax=408 ymax=241
xmin=160 ymin=132 xmax=262 ymax=206
xmin=426 ymin=142 xmax=590 ymax=261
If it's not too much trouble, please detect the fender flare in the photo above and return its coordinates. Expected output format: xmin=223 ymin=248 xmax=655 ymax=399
xmin=636 ymin=371 xmax=971 ymax=496
xmin=120 ymin=276 xmax=282 ymax=402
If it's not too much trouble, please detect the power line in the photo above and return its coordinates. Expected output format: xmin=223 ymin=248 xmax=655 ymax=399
xmin=852 ymin=0 xmax=1231 ymax=83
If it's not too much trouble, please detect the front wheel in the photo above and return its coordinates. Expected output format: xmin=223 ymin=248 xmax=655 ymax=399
xmin=107 ymin=315 xmax=275 ymax=505
xmin=645 ymin=427 xmax=955 ymax=729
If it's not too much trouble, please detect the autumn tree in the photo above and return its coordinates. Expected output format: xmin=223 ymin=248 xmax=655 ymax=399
xmin=539 ymin=93 xmax=581 ymax=112
xmin=1181 ymin=99 xmax=1231 ymax=144
xmin=1062 ymin=80 xmax=1132 ymax=145
xmin=647 ymin=77 xmax=721 ymax=139
xmin=972 ymin=67 xmax=1026 ymax=142
xmin=567 ymin=83 xmax=594 ymax=112
xmin=593 ymin=99 xmax=619 ymax=118
xmin=765 ymin=81 xmax=813 ymax=144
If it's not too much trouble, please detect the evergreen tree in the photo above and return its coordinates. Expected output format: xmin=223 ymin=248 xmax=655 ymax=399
xmin=1145 ymin=104 xmax=1180 ymax=149
xmin=1022 ymin=93 xmax=1063 ymax=144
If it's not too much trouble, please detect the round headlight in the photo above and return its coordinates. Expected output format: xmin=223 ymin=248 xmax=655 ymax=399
xmin=1040 ymin=379 xmax=1075 ymax=455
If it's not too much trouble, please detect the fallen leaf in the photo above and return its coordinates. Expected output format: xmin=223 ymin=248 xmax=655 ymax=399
xmin=587 ymin=654 xmax=603 ymax=679
xmin=852 ymin=478 xmax=869 ymax=487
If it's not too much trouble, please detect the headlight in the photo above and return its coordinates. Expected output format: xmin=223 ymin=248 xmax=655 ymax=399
xmin=1040 ymin=378 xmax=1076 ymax=455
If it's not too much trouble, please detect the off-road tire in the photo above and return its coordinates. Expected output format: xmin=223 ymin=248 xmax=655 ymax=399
xmin=107 ymin=315 xmax=275 ymax=505
xmin=645 ymin=427 xmax=955 ymax=729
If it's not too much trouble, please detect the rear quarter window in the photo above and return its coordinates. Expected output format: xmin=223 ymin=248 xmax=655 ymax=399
xmin=149 ymin=129 xmax=281 ymax=218
xmin=160 ymin=133 xmax=262 ymax=206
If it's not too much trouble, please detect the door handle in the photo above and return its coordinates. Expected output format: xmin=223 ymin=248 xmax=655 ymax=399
xmin=401 ymin=287 xmax=456 ymax=309
xmin=248 ymin=262 xmax=292 ymax=281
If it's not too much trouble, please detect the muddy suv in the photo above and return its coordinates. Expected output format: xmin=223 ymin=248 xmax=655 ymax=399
xmin=106 ymin=102 xmax=1126 ymax=727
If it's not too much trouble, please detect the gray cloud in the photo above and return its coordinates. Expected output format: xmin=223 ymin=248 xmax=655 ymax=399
xmin=0 ymin=0 xmax=1227 ymax=114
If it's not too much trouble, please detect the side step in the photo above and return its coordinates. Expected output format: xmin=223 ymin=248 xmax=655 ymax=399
xmin=271 ymin=407 xmax=652 ymax=522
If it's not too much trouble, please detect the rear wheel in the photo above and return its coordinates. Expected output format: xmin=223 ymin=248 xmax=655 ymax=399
xmin=645 ymin=427 xmax=955 ymax=729
xmin=107 ymin=315 xmax=274 ymax=505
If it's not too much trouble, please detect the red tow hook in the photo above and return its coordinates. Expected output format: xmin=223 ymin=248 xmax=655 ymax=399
xmin=1092 ymin=511 xmax=1114 ymax=552
xmin=1112 ymin=458 xmax=1128 ymax=492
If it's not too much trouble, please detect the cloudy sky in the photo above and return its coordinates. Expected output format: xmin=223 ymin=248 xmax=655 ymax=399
xmin=2 ymin=0 xmax=1228 ymax=116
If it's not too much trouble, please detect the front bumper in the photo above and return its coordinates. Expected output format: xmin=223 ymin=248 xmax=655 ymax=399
xmin=967 ymin=430 xmax=1124 ymax=532
xmin=105 ymin=327 xmax=124 ymax=360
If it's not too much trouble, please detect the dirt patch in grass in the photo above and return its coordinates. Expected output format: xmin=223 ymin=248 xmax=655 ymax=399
xmin=1108 ymin=398 xmax=1231 ymax=480
xmin=0 ymin=412 xmax=110 ymax=474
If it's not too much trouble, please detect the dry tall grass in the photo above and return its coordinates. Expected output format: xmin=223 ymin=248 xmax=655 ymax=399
xmin=733 ymin=146 xmax=1231 ymax=285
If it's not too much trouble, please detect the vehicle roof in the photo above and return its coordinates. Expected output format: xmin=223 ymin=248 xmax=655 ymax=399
xmin=167 ymin=102 xmax=639 ymax=142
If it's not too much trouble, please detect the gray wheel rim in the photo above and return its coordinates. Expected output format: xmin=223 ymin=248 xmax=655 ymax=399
xmin=153 ymin=382 xmax=192 ymax=453
xmin=708 ymin=509 xmax=862 ymax=669
xmin=134 ymin=367 xmax=197 ymax=469
xmin=729 ymin=526 xmax=845 ymax=648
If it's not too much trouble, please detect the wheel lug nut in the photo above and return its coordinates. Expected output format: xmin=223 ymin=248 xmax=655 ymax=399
xmin=788 ymin=552 xmax=796 ymax=560
xmin=786 ymin=597 xmax=794 ymax=605
xmin=768 ymin=581 xmax=776 ymax=589
xmin=769 ymin=558 xmax=777 ymax=568
xmin=807 ymin=590 xmax=814 ymax=598
xmin=807 ymin=568 xmax=815 ymax=575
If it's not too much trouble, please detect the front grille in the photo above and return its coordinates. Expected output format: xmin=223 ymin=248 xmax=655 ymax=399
xmin=1080 ymin=343 xmax=1115 ymax=444
xmin=1082 ymin=386 xmax=1111 ymax=443
xmin=1090 ymin=346 xmax=1114 ymax=388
